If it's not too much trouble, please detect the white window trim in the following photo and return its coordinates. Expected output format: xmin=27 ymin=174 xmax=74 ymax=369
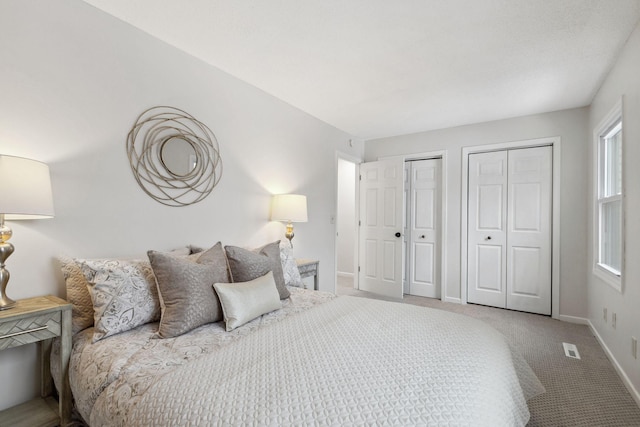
xmin=593 ymin=98 xmax=624 ymax=292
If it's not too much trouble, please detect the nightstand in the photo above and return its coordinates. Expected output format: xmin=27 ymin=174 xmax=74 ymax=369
xmin=296 ymin=259 xmax=319 ymax=290
xmin=0 ymin=296 xmax=72 ymax=427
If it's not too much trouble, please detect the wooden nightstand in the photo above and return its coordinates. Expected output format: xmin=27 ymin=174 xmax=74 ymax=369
xmin=296 ymin=259 xmax=319 ymax=290
xmin=0 ymin=296 xmax=72 ymax=427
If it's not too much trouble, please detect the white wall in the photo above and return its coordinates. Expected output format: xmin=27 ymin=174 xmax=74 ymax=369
xmin=0 ymin=0 xmax=362 ymax=410
xmin=365 ymin=107 xmax=589 ymax=317
xmin=336 ymin=158 xmax=356 ymax=276
xmin=588 ymin=21 xmax=640 ymax=401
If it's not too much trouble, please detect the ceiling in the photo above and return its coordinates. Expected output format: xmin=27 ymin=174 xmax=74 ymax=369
xmin=82 ymin=0 xmax=640 ymax=140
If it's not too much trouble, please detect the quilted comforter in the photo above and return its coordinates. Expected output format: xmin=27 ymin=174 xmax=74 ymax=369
xmin=55 ymin=288 xmax=544 ymax=426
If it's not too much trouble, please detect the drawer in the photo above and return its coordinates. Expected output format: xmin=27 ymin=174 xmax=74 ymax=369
xmin=0 ymin=311 xmax=61 ymax=350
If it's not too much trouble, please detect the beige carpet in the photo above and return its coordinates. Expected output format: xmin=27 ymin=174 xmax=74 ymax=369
xmin=336 ymin=278 xmax=640 ymax=427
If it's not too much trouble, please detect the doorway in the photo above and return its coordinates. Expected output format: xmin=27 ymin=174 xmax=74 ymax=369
xmin=336 ymin=156 xmax=358 ymax=294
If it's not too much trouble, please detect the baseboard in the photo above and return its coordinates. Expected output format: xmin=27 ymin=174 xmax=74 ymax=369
xmin=589 ymin=320 xmax=640 ymax=407
xmin=557 ymin=314 xmax=589 ymax=325
xmin=444 ymin=297 xmax=461 ymax=304
xmin=337 ymin=271 xmax=354 ymax=278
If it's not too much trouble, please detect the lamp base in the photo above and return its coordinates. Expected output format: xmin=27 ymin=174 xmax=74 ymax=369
xmin=285 ymin=221 xmax=295 ymax=248
xmin=0 ymin=239 xmax=16 ymax=310
xmin=0 ymin=295 xmax=16 ymax=310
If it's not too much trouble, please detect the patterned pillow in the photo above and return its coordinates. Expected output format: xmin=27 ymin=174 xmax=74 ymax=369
xmin=279 ymin=241 xmax=303 ymax=287
xmin=213 ymin=271 xmax=282 ymax=331
xmin=225 ymin=241 xmax=290 ymax=299
xmin=77 ymin=259 xmax=160 ymax=342
xmin=149 ymin=242 xmax=230 ymax=338
xmin=57 ymin=255 xmax=94 ymax=334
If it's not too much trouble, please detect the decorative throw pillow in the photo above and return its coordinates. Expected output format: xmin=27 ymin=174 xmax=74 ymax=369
xmin=225 ymin=241 xmax=290 ymax=299
xmin=57 ymin=255 xmax=94 ymax=334
xmin=279 ymin=241 xmax=303 ymax=287
xmin=213 ymin=271 xmax=282 ymax=331
xmin=77 ymin=258 xmax=160 ymax=342
xmin=149 ymin=242 xmax=229 ymax=338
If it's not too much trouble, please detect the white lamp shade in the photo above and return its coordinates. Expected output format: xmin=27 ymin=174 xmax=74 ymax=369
xmin=0 ymin=155 xmax=55 ymax=219
xmin=270 ymin=194 xmax=308 ymax=223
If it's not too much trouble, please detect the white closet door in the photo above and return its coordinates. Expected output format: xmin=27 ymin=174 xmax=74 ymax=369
xmin=403 ymin=163 xmax=411 ymax=294
xmin=506 ymin=146 xmax=552 ymax=315
xmin=467 ymin=146 xmax=552 ymax=315
xmin=407 ymin=159 xmax=441 ymax=298
xmin=467 ymin=151 xmax=508 ymax=308
xmin=358 ymin=158 xmax=404 ymax=299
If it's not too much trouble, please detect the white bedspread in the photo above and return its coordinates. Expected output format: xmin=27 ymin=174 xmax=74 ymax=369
xmin=59 ymin=289 xmax=544 ymax=426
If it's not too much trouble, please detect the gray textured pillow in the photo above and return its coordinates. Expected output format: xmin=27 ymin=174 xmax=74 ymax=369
xmin=225 ymin=241 xmax=290 ymax=299
xmin=149 ymin=242 xmax=230 ymax=338
xmin=214 ymin=271 xmax=282 ymax=331
xmin=78 ymin=259 xmax=160 ymax=342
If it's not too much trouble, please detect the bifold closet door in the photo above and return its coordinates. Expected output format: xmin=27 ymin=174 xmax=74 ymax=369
xmin=467 ymin=151 xmax=508 ymax=309
xmin=506 ymin=147 xmax=552 ymax=315
xmin=406 ymin=159 xmax=441 ymax=299
xmin=467 ymin=146 xmax=551 ymax=315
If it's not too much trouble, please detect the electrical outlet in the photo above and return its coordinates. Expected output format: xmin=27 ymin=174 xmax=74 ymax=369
xmin=612 ymin=313 xmax=617 ymax=329
xmin=632 ymin=337 xmax=637 ymax=359
xmin=603 ymin=308 xmax=608 ymax=322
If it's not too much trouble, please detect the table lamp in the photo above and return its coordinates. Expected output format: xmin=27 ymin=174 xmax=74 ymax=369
xmin=0 ymin=155 xmax=55 ymax=310
xmin=270 ymin=194 xmax=308 ymax=247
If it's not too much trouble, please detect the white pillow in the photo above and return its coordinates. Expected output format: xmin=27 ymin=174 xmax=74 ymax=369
xmin=213 ymin=271 xmax=282 ymax=331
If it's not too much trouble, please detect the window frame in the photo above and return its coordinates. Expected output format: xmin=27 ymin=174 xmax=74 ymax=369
xmin=593 ymin=100 xmax=624 ymax=292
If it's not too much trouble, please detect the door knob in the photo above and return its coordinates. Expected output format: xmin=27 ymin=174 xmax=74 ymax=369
xmin=395 ymin=232 xmax=401 ymax=238
xmin=486 ymin=236 xmax=492 ymax=240
xmin=420 ymin=235 xmax=426 ymax=239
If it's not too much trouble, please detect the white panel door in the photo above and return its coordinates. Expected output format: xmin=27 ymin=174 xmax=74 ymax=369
xmin=403 ymin=163 xmax=410 ymax=294
xmin=507 ymin=146 xmax=552 ymax=315
xmin=467 ymin=147 xmax=552 ymax=315
xmin=467 ymin=151 xmax=508 ymax=308
xmin=407 ymin=159 xmax=441 ymax=298
xmin=359 ymin=158 xmax=404 ymax=299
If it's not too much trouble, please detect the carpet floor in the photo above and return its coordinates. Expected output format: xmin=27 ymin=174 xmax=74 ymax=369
xmin=336 ymin=278 xmax=640 ymax=426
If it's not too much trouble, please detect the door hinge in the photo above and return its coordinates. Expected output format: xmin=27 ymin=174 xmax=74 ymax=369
xmin=358 ymin=266 xmax=361 ymax=272
xmin=359 ymin=174 xmax=362 ymax=181
xmin=359 ymin=220 xmax=361 ymax=226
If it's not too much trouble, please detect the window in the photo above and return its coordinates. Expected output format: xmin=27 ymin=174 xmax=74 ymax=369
xmin=594 ymin=103 xmax=623 ymax=291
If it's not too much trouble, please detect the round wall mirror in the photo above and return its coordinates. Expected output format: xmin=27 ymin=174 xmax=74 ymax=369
xmin=160 ymin=136 xmax=197 ymax=177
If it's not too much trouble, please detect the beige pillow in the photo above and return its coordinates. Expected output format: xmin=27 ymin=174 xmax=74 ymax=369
xmin=214 ymin=271 xmax=282 ymax=331
xmin=225 ymin=241 xmax=290 ymax=299
xmin=57 ymin=255 xmax=94 ymax=334
xmin=149 ymin=242 xmax=230 ymax=338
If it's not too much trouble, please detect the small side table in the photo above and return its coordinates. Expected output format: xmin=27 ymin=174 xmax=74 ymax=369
xmin=0 ymin=295 xmax=72 ymax=427
xmin=296 ymin=259 xmax=319 ymax=290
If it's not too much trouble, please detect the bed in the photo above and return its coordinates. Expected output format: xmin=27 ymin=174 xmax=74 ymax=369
xmin=53 ymin=243 xmax=544 ymax=426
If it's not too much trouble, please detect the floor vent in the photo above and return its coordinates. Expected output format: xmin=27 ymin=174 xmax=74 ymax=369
xmin=563 ymin=342 xmax=581 ymax=359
